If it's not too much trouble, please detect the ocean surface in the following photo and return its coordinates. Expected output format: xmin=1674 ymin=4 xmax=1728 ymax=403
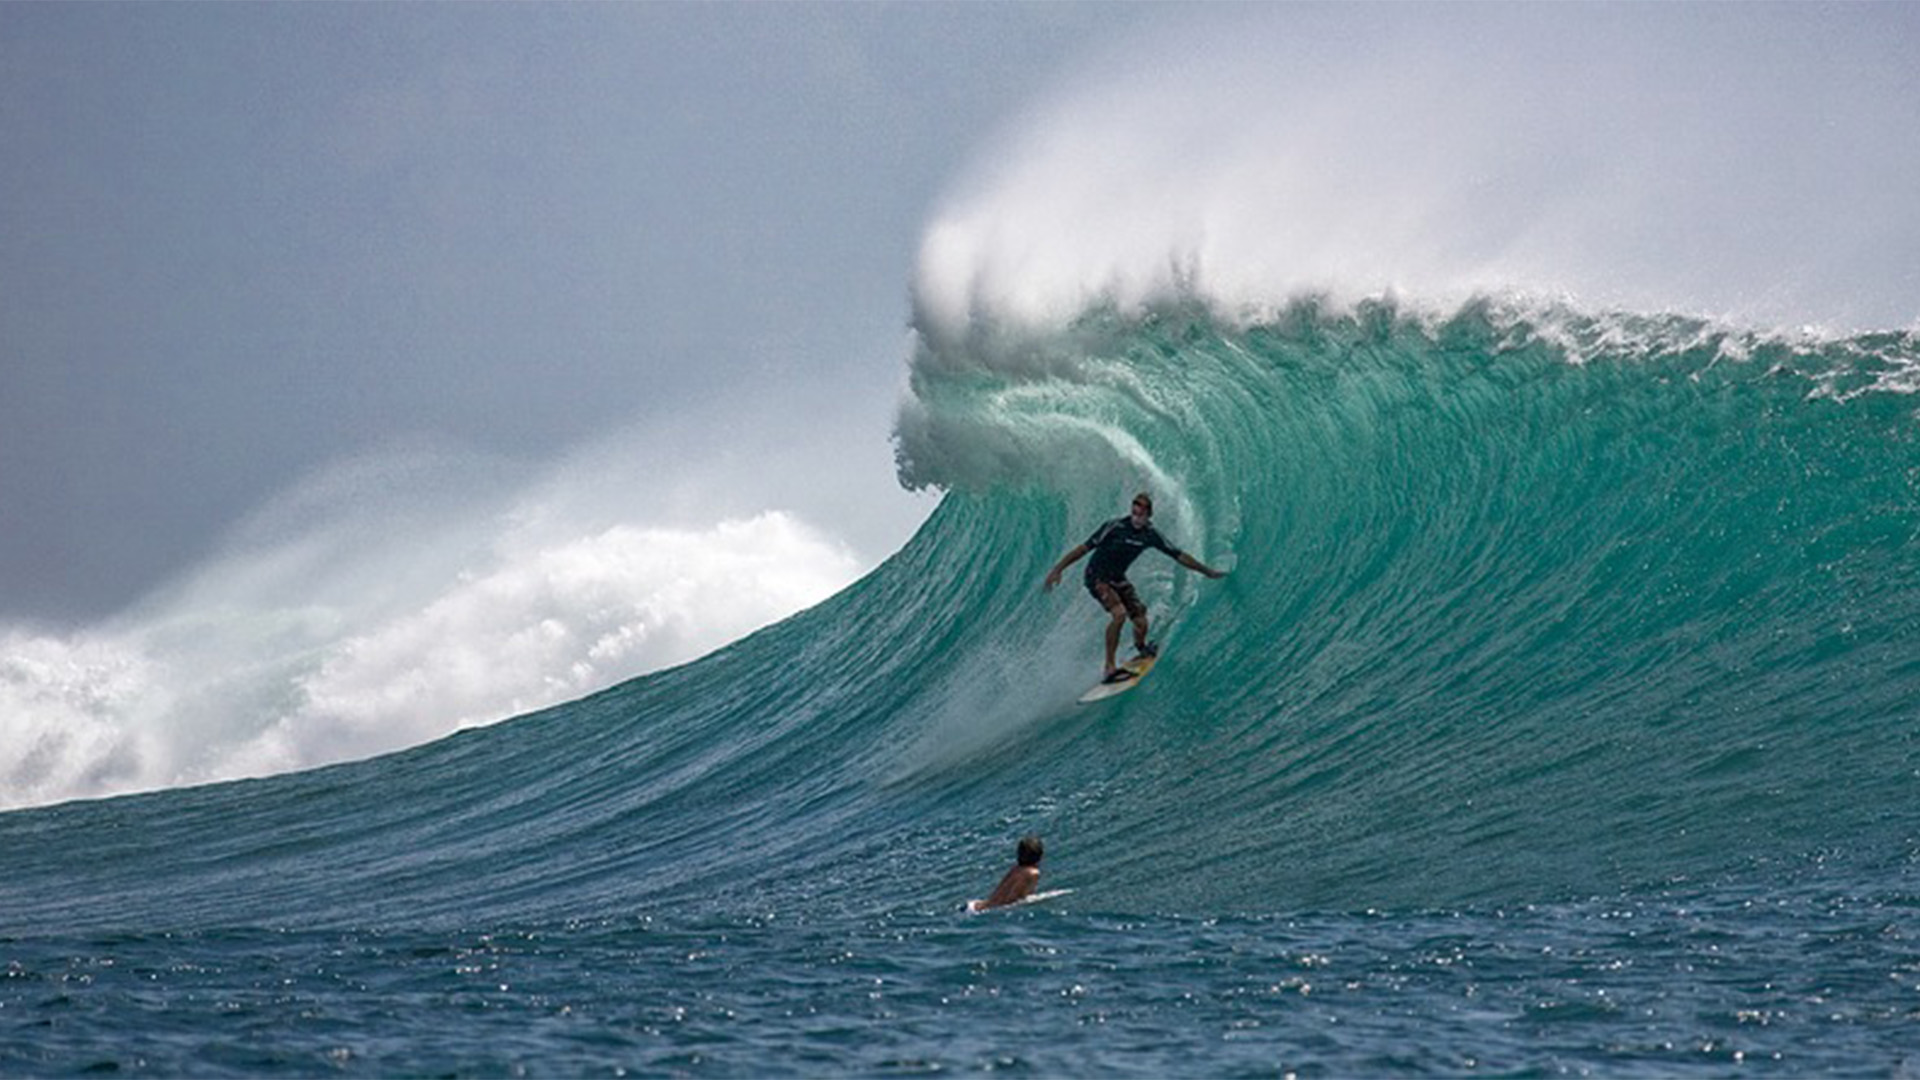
xmin=7 ymin=297 xmax=1920 ymax=1075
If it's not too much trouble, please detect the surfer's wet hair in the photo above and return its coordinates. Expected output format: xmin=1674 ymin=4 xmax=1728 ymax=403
xmin=1017 ymin=835 xmax=1044 ymax=866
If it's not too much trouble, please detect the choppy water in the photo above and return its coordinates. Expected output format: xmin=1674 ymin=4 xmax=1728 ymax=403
xmin=9 ymin=879 xmax=1920 ymax=1076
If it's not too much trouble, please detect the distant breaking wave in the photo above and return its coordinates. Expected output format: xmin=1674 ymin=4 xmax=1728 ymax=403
xmin=0 ymin=436 xmax=866 ymax=811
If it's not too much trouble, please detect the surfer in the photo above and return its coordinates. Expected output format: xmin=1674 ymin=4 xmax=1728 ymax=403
xmin=1043 ymin=492 xmax=1226 ymax=683
xmin=973 ymin=835 xmax=1045 ymax=911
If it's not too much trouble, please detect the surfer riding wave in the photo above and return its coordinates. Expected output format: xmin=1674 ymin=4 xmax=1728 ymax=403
xmin=1044 ymin=492 xmax=1226 ymax=682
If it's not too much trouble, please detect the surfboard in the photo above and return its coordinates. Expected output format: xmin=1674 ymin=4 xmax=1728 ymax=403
xmin=965 ymin=888 xmax=1074 ymax=914
xmin=1076 ymin=653 xmax=1158 ymax=705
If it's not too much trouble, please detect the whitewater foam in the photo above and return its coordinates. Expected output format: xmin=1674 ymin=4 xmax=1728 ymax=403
xmin=0 ymin=438 xmax=866 ymax=811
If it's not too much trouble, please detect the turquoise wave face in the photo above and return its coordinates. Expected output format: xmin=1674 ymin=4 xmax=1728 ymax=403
xmin=894 ymin=298 xmax=1920 ymax=910
xmin=6 ymin=299 xmax=1919 ymax=931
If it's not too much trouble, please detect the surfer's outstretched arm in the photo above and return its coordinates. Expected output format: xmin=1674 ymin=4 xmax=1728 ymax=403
xmin=1176 ymin=552 xmax=1226 ymax=579
xmin=1043 ymin=544 xmax=1090 ymax=590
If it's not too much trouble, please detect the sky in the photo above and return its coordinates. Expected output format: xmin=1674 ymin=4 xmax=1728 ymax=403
xmin=1 ymin=3 xmax=1155 ymax=622
xmin=5 ymin=3 xmax=1917 ymax=809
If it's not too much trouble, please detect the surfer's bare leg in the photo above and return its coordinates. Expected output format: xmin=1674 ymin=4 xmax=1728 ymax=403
xmin=1095 ymin=582 xmax=1129 ymax=677
xmin=1104 ymin=608 xmax=1126 ymax=676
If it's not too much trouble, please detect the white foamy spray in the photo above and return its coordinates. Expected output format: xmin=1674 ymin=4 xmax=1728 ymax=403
xmin=0 ymin=424 xmax=877 ymax=810
xmin=914 ymin=5 xmax=1920 ymax=342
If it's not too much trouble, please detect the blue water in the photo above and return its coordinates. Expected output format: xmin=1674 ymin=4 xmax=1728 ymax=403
xmin=7 ymin=298 xmax=1920 ymax=1075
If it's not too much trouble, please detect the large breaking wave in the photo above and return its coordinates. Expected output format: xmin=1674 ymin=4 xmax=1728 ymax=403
xmin=6 ymin=3 xmax=1919 ymax=932
xmin=8 ymin=295 xmax=1920 ymax=930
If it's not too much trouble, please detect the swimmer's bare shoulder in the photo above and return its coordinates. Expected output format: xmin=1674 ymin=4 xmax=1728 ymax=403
xmin=982 ymin=865 xmax=1040 ymax=909
xmin=969 ymin=835 xmax=1044 ymax=912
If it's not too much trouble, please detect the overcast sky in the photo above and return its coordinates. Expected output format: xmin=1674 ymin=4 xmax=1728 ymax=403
xmin=1 ymin=3 xmax=1158 ymax=622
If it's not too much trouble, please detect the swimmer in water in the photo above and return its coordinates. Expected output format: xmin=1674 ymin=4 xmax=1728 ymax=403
xmin=971 ymin=835 xmax=1044 ymax=911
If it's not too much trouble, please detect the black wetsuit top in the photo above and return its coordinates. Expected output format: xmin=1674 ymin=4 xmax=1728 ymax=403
xmin=1082 ymin=517 xmax=1183 ymax=585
